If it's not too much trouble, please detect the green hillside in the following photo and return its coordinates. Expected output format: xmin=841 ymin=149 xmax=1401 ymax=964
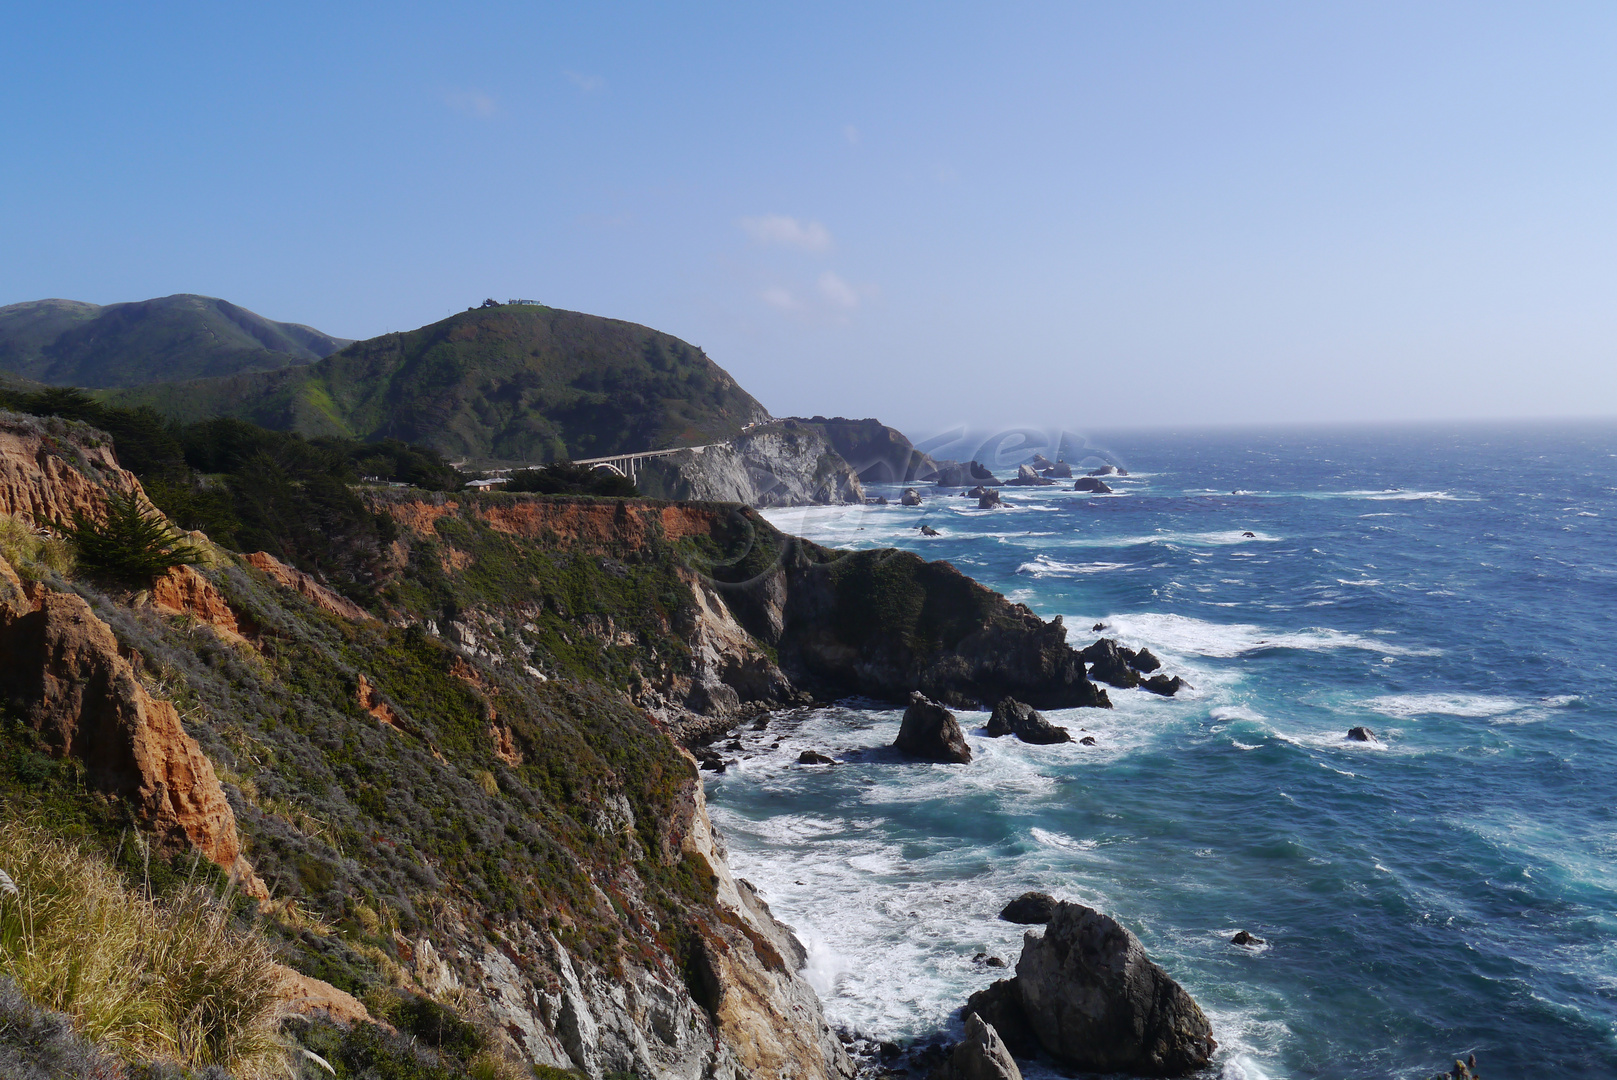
xmin=115 ymin=302 xmax=774 ymax=464
xmin=0 ymin=294 xmax=350 ymax=387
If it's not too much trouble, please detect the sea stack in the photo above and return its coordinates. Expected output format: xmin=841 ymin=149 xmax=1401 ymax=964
xmin=894 ymin=691 xmax=972 ymax=763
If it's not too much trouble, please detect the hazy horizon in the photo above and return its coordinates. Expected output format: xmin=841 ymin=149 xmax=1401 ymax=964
xmin=5 ymin=3 xmax=1616 ymax=434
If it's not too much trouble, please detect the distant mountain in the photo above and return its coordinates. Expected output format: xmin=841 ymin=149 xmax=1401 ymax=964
xmin=113 ymin=303 xmax=773 ymax=463
xmin=0 ymin=294 xmax=351 ymax=387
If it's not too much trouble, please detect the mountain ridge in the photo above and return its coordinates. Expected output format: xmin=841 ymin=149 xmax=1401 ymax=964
xmin=0 ymin=294 xmax=351 ymax=387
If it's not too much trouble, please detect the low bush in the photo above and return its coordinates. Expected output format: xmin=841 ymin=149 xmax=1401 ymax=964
xmin=500 ymin=462 xmax=637 ymax=497
xmin=0 ymin=820 xmax=284 ymax=1076
xmin=0 ymin=513 xmax=73 ymax=580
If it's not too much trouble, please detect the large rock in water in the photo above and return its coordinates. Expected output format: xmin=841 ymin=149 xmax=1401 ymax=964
xmin=999 ymin=891 xmax=1058 ymax=924
xmin=1081 ymin=638 xmax=1141 ymax=688
xmin=935 ymin=1013 xmax=1022 ymax=1080
xmin=1014 ymin=903 xmax=1216 ymax=1076
xmin=894 ymin=691 xmax=972 ymax=763
xmin=1073 ymin=476 xmax=1113 ymax=494
xmin=985 ymin=698 xmax=1071 ymax=744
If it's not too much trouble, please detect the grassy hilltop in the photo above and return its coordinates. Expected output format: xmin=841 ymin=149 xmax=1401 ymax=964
xmin=114 ymin=303 xmax=773 ymax=464
xmin=0 ymin=294 xmax=349 ymax=387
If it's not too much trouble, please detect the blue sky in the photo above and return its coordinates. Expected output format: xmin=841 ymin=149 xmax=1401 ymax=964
xmin=4 ymin=2 xmax=1615 ymax=432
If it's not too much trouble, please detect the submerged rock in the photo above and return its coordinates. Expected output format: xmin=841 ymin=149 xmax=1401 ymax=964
xmin=1087 ymin=466 xmax=1117 ymax=477
xmin=985 ymin=698 xmax=1071 ymax=744
xmin=935 ymin=1013 xmax=1023 ymax=1080
xmin=1346 ymin=726 xmax=1376 ymax=742
xmin=1231 ymin=930 xmax=1265 ymax=946
xmin=999 ymin=891 xmax=1057 ymax=924
xmin=1079 ymin=735 xmax=1097 ymax=746
xmin=893 ymin=692 xmax=972 ymax=763
xmin=1073 ymin=477 xmax=1114 ymax=494
xmin=920 ymin=525 xmax=941 ymax=537
xmin=797 ymin=750 xmax=836 ymax=765
xmin=1014 ymin=902 xmax=1216 ymax=1076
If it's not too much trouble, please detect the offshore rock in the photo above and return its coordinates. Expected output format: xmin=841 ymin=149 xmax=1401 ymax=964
xmin=1041 ymin=462 xmax=1072 ymax=479
xmin=985 ymin=698 xmax=1071 ymax=744
xmin=1129 ymin=647 xmax=1162 ymax=673
xmin=999 ymin=891 xmax=1058 ymax=924
xmin=1006 ymin=464 xmax=1054 ymax=487
xmin=934 ymin=1013 xmax=1023 ymax=1080
xmin=1073 ymin=476 xmax=1113 ymax=494
xmin=894 ymin=692 xmax=972 ymax=763
xmin=1142 ymin=675 xmax=1187 ymax=697
xmin=902 ymin=487 xmax=923 ymax=506
xmin=636 ymin=420 xmax=864 ymax=507
xmin=1081 ymin=638 xmax=1142 ymax=688
xmin=1013 ymin=902 xmax=1216 ymax=1076
xmin=977 ymin=489 xmax=1003 ymax=509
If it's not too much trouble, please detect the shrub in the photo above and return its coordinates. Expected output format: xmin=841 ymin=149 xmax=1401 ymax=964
xmin=64 ymin=490 xmax=202 ymax=582
xmin=0 ymin=513 xmax=73 ymax=580
xmin=501 ymin=462 xmax=637 ymax=497
xmin=0 ymin=820 xmax=285 ymax=1075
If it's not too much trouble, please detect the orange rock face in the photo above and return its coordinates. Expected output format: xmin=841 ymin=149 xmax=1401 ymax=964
xmin=0 ymin=579 xmax=262 ymax=893
xmin=151 ymin=564 xmax=243 ymax=638
xmin=356 ymin=674 xmax=404 ymax=732
xmin=243 ymin=550 xmax=375 ymax=622
xmin=0 ymin=412 xmax=151 ymax=526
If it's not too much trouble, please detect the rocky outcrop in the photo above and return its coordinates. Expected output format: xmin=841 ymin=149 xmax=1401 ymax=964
xmin=243 ymin=550 xmax=375 ymax=622
xmin=275 ymin=965 xmax=381 ymax=1029
xmin=1346 ymin=726 xmax=1376 ymax=742
xmin=971 ymin=902 xmax=1216 ymax=1077
xmin=1142 ymin=675 xmax=1187 ymax=697
xmin=999 ymin=891 xmax=1057 ymax=924
xmin=788 ymin=416 xmax=936 ymax=484
xmin=984 ymin=698 xmax=1071 ymax=744
xmin=637 ymin=420 xmax=864 ymax=507
xmin=1006 ymin=465 xmax=1053 ymax=487
xmin=977 ymin=489 xmax=1003 ymax=509
xmin=1074 ymin=477 xmax=1113 ymax=494
xmin=0 ymin=569 xmax=263 ymax=895
xmin=0 ymin=409 xmax=151 ymax=525
xmin=1130 ymin=647 xmax=1162 ymax=673
xmin=934 ymin=1013 xmax=1022 ymax=1080
xmin=934 ymin=461 xmax=999 ymax=487
xmin=901 ymin=487 xmax=923 ymax=506
xmin=1081 ymin=638 xmax=1143 ymax=688
xmin=149 ymin=564 xmax=245 ymax=640
xmin=894 ymin=692 xmax=972 ymax=763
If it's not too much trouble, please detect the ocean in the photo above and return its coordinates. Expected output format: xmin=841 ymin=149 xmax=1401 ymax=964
xmin=703 ymin=422 xmax=1617 ymax=1079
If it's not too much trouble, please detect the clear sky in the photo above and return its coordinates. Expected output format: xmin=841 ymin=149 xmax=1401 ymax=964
xmin=4 ymin=2 xmax=1615 ymax=433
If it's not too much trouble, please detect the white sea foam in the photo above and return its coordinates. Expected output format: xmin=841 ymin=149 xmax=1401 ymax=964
xmin=1016 ymin=555 xmax=1132 ymax=577
xmin=1361 ymin=693 xmax=1524 ymax=719
xmin=1087 ymin=612 xmax=1438 ymax=658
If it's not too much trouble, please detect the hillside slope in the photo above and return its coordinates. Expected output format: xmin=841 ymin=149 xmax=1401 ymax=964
xmin=0 ymin=294 xmax=350 ymax=386
xmin=115 ymin=303 xmax=774 ymax=464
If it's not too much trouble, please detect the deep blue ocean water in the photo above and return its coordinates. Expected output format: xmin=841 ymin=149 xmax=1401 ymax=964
xmin=704 ymin=422 xmax=1617 ymax=1080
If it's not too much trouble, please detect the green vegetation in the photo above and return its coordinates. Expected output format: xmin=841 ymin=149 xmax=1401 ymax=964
xmin=108 ymin=303 xmax=770 ymax=463
xmin=500 ymin=461 xmax=637 ymax=497
xmin=0 ymin=820 xmax=283 ymax=1075
xmin=0 ymin=386 xmax=461 ymax=600
xmin=0 ymin=513 xmax=73 ymax=580
xmin=0 ymin=294 xmax=349 ymax=388
xmin=65 ymin=490 xmax=203 ymax=583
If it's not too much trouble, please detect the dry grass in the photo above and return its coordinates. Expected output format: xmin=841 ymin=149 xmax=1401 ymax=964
xmin=0 ymin=513 xmax=73 ymax=580
xmin=0 ymin=821 xmax=287 ymax=1076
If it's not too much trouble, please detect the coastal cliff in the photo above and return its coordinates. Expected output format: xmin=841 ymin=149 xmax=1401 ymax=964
xmin=635 ymin=420 xmax=864 ymax=508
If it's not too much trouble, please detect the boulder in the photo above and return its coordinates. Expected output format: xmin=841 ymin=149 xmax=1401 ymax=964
xmin=1087 ymin=466 xmax=1117 ymax=477
xmin=920 ymin=525 xmax=941 ymax=537
xmin=1079 ymin=736 xmax=1097 ymax=746
xmin=1346 ymin=726 xmax=1376 ymax=742
xmin=1073 ymin=477 xmax=1114 ymax=494
xmin=977 ymin=489 xmax=1003 ymax=510
xmin=934 ymin=1013 xmax=1023 ymax=1080
xmin=1080 ymin=639 xmax=1141 ymax=689
xmin=1142 ymin=675 xmax=1186 ymax=697
xmin=1014 ymin=902 xmax=1216 ymax=1076
xmin=999 ymin=891 xmax=1057 ymax=924
xmin=1230 ymin=931 xmax=1264 ymax=946
xmin=1041 ymin=463 xmax=1072 ymax=479
xmin=1031 ymin=454 xmax=1056 ymax=471
xmin=963 ymin=981 xmax=1039 ymax=1059
xmin=1128 ymin=648 xmax=1161 ymax=673
xmin=894 ymin=692 xmax=972 ymax=763
xmin=985 ymin=698 xmax=1071 ymax=744
xmin=902 ymin=488 xmax=924 ymax=506
xmin=798 ymin=750 xmax=836 ymax=765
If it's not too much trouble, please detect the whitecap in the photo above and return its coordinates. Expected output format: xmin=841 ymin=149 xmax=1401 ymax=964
xmin=1361 ymin=693 xmax=1523 ymax=719
xmin=1083 ymin=611 xmax=1438 ymax=658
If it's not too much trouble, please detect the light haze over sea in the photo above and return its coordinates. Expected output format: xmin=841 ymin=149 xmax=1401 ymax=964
xmin=707 ymin=422 xmax=1617 ymax=1078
